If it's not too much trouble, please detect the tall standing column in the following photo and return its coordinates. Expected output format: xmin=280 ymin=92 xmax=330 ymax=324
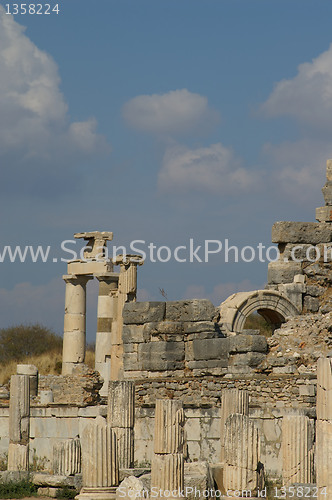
xmin=220 ymin=388 xmax=249 ymax=463
xmin=316 ymin=358 xmax=332 ymax=494
xmin=95 ymin=274 xmax=119 ymax=396
xmin=76 ymin=416 xmax=119 ymax=500
xmin=151 ymin=399 xmax=185 ymax=499
xmin=282 ymin=414 xmax=314 ymax=485
xmin=62 ymin=274 xmax=93 ymax=375
xmin=7 ymin=374 xmax=30 ymax=471
xmin=224 ymin=413 xmax=259 ymax=495
xmin=107 ymin=381 xmax=135 ymax=469
xmin=111 ymin=255 xmax=143 ymax=380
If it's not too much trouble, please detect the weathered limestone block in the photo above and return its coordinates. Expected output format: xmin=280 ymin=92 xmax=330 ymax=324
xmin=191 ymin=338 xmax=229 ymax=360
xmin=165 ymin=300 xmax=216 ymax=322
xmin=9 ymin=374 xmax=30 ymax=444
xmin=220 ymin=389 xmax=249 ymax=463
xmin=229 ymin=335 xmax=267 ymax=354
xmin=7 ymin=443 xmax=29 ymax=471
xmin=282 ymin=415 xmax=314 ymax=485
xmin=316 ymin=206 xmax=332 ymax=222
xmin=322 ymin=180 xmax=332 ymax=205
xmin=53 ymin=438 xmax=81 ymax=475
xmin=316 ymin=358 xmax=332 ymax=492
xmin=108 ymin=381 xmax=135 ymax=469
xmin=138 ymin=342 xmax=185 ymax=371
xmin=224 ymin=414 xmax=259 ymax=494
xmin=154 ymin=400 xmax=184 ymax=455
xmin=268 ymin=261 xmax=303 ymax=285
xmin=123 ymin=302 xmax=165 ymax=324
xmin=17 ymin=364 xmax=38 ymax=397
xmin=272 ymin=221 xmax=332 ymax=244
xmin=151 ymin=454 xmax=184 ymax=494
xmin=116 ymin=476 xmax=148 ymax=500
xmin=80 ymin=416 xmax=118 ymax=488
xmin=108 ymin=381 xmax=135 ymax=429
xmin=303 ymin=296 xmax=320 ymax=313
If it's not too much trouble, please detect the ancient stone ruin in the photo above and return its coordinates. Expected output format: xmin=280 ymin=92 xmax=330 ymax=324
xmin=0 ymin=161 xmax=332 ymax=499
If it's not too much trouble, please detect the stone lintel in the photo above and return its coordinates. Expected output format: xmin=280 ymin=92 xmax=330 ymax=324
xmin=272 ymin=221 xmax=332 ymax=244
xmin=67 ymin=260 xmax=113 ymax=275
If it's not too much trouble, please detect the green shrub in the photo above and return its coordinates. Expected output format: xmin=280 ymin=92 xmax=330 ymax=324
xmin=0 ymin=479 xmax=37 ymax=498
xmin=56 ymin=486 xmax=78 ymax=499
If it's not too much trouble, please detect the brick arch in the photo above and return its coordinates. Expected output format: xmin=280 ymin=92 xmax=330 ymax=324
xmin=218 ymin=290 xmax=300 ymax=334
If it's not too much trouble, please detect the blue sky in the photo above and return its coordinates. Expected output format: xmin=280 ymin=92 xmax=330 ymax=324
xmin=0 ymin=0 xmax=332 ymax=341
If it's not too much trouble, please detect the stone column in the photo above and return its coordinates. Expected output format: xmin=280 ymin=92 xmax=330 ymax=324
xmin=95 ymin=274 xmax=119 ymax=396
xmin=107 ymin=381 xmax=135 ymax=469
xmin=224 ymin=413 xmax=259 ymax=496
xmin=316 ymin=358 xmax=332 ymax=493
xmin=151 ymin=399 xmax=185 ymax=499
xmin=111 ymin=255 xmax=143 ymax=381
xmin=220 ymin=388 xmax=249 ymax=463
xmin=17 ymin=364 xmax=38 ymax=397
xmin=53 ymin=437 xmax=81 ymax=475
xmin=7 ymin=374 xmax=30 ymax=471
xmin=282 ymin=415 xmax=314 ymax=485
xmin=77 ymin=416 xmax=119 ymax=500
xmin=62 ymin=274 xmax=93 ymax=375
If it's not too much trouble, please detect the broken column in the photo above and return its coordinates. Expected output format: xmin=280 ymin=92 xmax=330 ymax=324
xmin=316 ymin=159 xmax=332 ymax=222
xmin=224 ymin=413 xmax=260 ymax=495
xmin=281 ymin=414 xmax=314 ymax=485
xmin=316 ymin=358 xmax=332 ymax=493
xmin=7 ymin=374 xmax=30 ymax=471
xmin=151 ymin=399 xmax=185 ymax=498
xmin=95 ymin=273 xmax=119 ymax=396
xmin=53 ymin=437 xmax=81 ymax=475
xmin=62 ymin=274 xmax=93 ymax=375
xmin=17 ymin=364 xmax=38 ymax=397
xmin=111 ymin=255 xmax=143 ymax=380
xmin=220 ymin=388 xmax=249 ymax=463
xmin=107 ymin=381 xmax=135 ymax=469
xmin=77 ymin=416 xmax=119 ymax=500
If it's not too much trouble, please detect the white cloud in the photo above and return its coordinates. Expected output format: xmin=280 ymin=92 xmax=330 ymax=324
xmin=158 ymin=143 xmax=260 ymax=194
xmin=261 ymin=43 xmax=332 ymax=129
xmin=0 ymin=7 xmax=108 ymax=195
xmin=122 ymin=89 xmax=219 ymax=136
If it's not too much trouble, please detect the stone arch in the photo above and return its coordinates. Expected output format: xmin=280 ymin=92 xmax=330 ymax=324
xmin=218 ymin=290 xmax=300 ymax=334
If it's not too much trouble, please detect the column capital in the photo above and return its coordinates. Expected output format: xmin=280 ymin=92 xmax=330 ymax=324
xmin=113 ymin=254 xmax=144 ymax=268
xmin=74 ymin=231 xmax=113 ymax=260
xmin=62 ymin=274 xmax=94 ymax=285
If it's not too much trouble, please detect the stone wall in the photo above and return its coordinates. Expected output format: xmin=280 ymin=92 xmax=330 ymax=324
xmin=122 ymin=300 xmax=269 ymax=378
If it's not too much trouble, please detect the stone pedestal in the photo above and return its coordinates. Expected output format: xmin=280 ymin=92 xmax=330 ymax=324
xmin=7 ymin=374 xmax=30 ymax=471
xmin=95 ymin=274 xmax=119 ymax=396
xmin=316 ymin=358 xmax=332 ymax=493
xmin=224 ymin=413 xmax=259 ymax=496
xmin=62 ymin=274 xmax=93 ymax=375
xmin=220 ymin=389 xmax=249 ymax=463
xmin=76 ymin=416 xmax=118 ymax=500
xmin=151 ymin=399 xmax=185 ymax=499
xmin=17 ymin=364 xmax=38 ymax=397
xmin=108 ymin=381 xmax=135 ymax=469
xmin=53 ymin=437 xmax=81 ymax=475
xmin=282 ymin=415 xmax=314 ymax=485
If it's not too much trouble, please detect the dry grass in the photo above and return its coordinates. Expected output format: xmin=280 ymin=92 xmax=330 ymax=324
xmin=0 ymin=349 xmax=95 ymax=386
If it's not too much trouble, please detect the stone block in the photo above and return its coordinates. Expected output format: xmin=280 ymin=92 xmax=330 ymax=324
xmin=272 ymin=221 xmax=332 ymax=244
xmin=138 ymin=342 xmax=184 ymax=371
xmin=192 ymin=338 xmax=229 ymax=360
xmin=182 ymin=321 xmax=217 ymax=334
xmin=143 ymin=321 xmax=184 ymax=336
xmin=303 ymin=296 xmax=320 ymax=313
xmin=122 ymin=325 xmax=146 ymax=344
xmin=165 ymin=300 xmax=216 ymax=322
xmin=186 ymin=359 xmax=228 ymax=369
xmin=229 ymin=335 xmax=267 ymax=354
xmin=122 ymin=302 xmax=165 ymax=324
xmin=316 ymin=206 xmax=332 ymax=222
xmin=322 ymin=181 xmax=332 ymax=205
xmin=228 ymin=352 xmax=266 ymax=367
xmin=268 ymin=262 xmax=303 ymax=285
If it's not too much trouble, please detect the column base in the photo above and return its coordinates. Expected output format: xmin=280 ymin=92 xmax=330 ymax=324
xmin=75 ymin=487 xmax=117 ymax=500
xmin=62 ymin=362 xmax=84 ymax=375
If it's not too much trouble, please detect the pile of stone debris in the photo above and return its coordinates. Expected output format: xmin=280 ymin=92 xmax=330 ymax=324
xmin=259 ymin=311 xmax=332 ymax=374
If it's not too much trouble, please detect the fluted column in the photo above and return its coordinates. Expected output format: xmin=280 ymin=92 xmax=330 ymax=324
xmin=151 ymin=399 xmax=185 ymax=499
xmin=316 ymin=358 xmax=332 ymax=493
xmin=62 ymin=274 xmax=93 ymax=375
xmin=282 ymin=415 xmax=314 ymax=485
xmin=77 ymin=416 xmax=119 ymax=500
xmin=220 ymin=388 xmax=249 ymax=463
xmin=224 ymin=414 xmax=259 ymax=495
xmin=7 ymin=374 xmax=30 ymax=471
xmin=95 ymin=274 xmax=119 ymax=396
xmin=53 ymin=437 xmax=81 ymax=475
xmin=111 ymin=255 xmax=143 ymax=381
xmin=108 ymin=381 xmax=135 ymax=469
